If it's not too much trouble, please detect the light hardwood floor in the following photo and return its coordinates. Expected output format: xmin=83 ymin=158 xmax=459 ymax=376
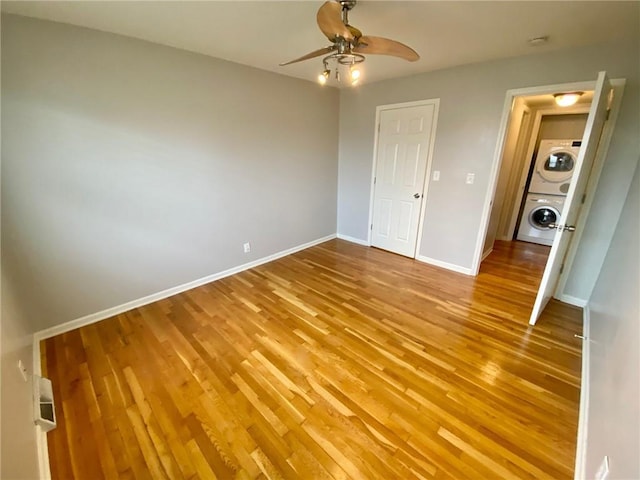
xmin=41 ymin=239 xmax=582 ymax=479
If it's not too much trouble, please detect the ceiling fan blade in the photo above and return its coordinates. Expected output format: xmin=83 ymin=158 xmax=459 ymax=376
xmin=279 ymin=46 xmax=337 ymax=66
xmin=317 ymin=1 xmax=354 ymax=41
xmin=354 ymin=35 xmax=420 ymax=62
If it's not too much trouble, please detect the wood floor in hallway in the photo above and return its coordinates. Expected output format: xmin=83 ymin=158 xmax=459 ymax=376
xmin=41 ymin=239 xmax=582 ymax=479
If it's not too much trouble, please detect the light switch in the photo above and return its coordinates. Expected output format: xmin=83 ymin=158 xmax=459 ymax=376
xmin=432 ymin=170 xmax=440 ymax=181
xmin=466 ymin=173 xmax=475 ymax=184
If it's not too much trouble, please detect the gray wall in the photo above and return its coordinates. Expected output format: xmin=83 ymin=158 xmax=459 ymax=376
xmin=1 ymin=14 xmax=339 ymax=478
xmin=0 ymin=271 xmax=40 ymax=480
xmin=537 ymin=113 xmax=588 ymax=141
xmin=1 ymin=14 xmax=339 ymax=333
xmin=337 ymin=36 xmax=639 ymax=300
xmin=584 ymin=162 xmax=639 ymax=479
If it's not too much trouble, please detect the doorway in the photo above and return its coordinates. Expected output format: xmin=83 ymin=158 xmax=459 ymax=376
xmin=485 ymin=98 xmax=591 ymax=259
xmin=473 ymin=72 xmax=625 ymax=325
xmin=368 ymin=99 xmax=439 ymax=257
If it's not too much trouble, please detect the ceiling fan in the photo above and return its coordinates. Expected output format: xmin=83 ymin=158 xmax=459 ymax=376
xmin=280 ymin=0 xmax=419 ymax=85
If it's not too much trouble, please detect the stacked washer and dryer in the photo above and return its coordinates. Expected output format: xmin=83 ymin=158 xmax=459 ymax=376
xmin=516 ymin=139 xmax=582 ymax=246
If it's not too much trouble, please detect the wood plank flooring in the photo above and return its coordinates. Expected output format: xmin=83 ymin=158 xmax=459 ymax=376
xmin=41 ymin=239 xmax=583 ymax=479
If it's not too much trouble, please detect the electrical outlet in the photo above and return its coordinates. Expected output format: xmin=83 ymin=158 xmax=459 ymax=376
xmin=432 ymin=170 xmax=440 ymax=181
xmin=595 ymin=456 xmax=610 ymax=480
xmin=243 ymin=242 xmax=251 ymax=254
xmin=18 ymin=360 xmax=28 ymax=382
xmin=466 ymin=173 xmax=475 ymax=184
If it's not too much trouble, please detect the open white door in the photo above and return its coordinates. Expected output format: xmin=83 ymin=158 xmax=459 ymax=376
xmin=529 ymin=71 xmax=612 ymax=325
xmin=371 ymin=103 xmax=435 ymax=257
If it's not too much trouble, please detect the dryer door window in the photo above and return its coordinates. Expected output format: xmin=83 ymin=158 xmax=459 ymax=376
xmin=539 ymin=151 xmax=575 ymax=182
xmin=529 ymin=207 xmax=558 ymax=230
xmin=545 ymin=152 xmax=574 ymax=172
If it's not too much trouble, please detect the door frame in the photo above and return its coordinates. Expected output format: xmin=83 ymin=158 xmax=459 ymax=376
xmin=366 ymin=98 xmax=440 ymax=258
xmin=494 ymin=100 xmax=532 ymax=243
xmin=471 ymin=78 xmax=625 ymax=284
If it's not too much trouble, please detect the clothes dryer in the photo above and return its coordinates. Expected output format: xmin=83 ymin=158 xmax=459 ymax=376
xmin=529 ymin=139 xmax=581 ymax=196
xmin=516 ymin=193 xmax=565 ymax=246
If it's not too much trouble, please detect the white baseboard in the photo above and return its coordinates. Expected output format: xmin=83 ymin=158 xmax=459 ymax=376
xmin=337 ymin=234 xmax=370 ymax=247
xmin=481 ymin=248 xmax=493 ymax=261
xmin=574 ymin=304 xmax=591 ymax=480
xmin=415 ymin=255 xmax=473 ymax=276
xmin=558 ymin=294 xmax=588 ymax=308
xmin=33 ymin=234 xmax=336 ymax=342
xmin=36 ymin=424 xmax=51 ymax=480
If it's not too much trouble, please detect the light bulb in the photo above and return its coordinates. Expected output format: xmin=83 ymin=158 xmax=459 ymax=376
xmin=350 ymin=68 xmax=361 ymax=81
xmin=318 ymin=69 xmax=330 ymax=85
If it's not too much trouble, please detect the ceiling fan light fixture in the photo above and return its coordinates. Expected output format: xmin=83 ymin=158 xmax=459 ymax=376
xmin=281 ymin=1 xmax=419 ymax=86
xmin=554 ymin=92 xmax=583 ymax=107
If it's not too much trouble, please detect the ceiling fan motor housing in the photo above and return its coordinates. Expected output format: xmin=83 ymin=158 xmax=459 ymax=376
xmin=340 ymin=1 xmax=357 ymax=11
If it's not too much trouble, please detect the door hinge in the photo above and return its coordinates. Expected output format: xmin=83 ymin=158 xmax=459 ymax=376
xmin=374 ymin=177 xmax=377 ymax=185
xmin=581 ymin=193 xmax=586 ymax=204
xmin=559 ymin=263 xmax=565 ymax=275
xmin=378 ymin=123 xmax=381 ymax=133
xmin=371 ymin=223 xmax=373 ymax=231
xmin=605 ymin=109 xmax=611 ymax=121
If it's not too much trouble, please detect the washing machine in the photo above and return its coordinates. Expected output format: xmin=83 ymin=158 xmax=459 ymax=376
xmin=529 ymin=139 xmax=581 ymax=195
xmin=516 ymin=193 xmax=566 ymax=246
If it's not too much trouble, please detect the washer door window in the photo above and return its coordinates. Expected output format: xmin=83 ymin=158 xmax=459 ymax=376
xmin=529 ymin=206 xmax=559 ymax=230
xmin=538 ymin=150 xmax=575 ymax=183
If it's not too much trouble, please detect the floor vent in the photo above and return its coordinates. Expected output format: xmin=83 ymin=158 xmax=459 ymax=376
xmin=34 ymin=376 xmax=57 ymax=432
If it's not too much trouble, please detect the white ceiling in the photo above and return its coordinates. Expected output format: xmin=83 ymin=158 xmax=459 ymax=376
xmin=2 ymin=1 xmax=638 ymax=87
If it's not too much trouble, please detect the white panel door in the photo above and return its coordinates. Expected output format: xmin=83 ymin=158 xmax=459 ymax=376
xmin=529 ymin=71 xmax=612 ymax=325
xmin=371 ymin=104 xmax=435 ymax=257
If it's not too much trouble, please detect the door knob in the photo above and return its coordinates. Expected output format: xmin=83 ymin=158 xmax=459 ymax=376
xmin=413 ymin=193 xmax=421 ymax=199
xmin=565 ymin=225 xmax=576 ymax=232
